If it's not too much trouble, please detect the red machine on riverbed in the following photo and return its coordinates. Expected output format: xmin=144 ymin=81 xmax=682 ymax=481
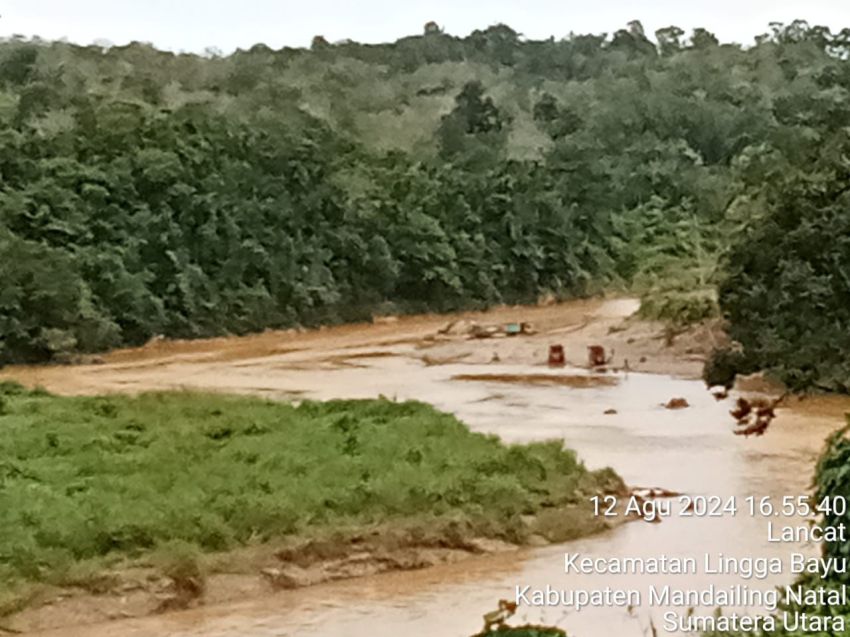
xmin=548 ymin=345 xmax=566 ymax=367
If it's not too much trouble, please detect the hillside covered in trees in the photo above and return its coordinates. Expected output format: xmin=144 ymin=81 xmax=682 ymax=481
xmin=1 ymin=20 xmax=849 ymax=390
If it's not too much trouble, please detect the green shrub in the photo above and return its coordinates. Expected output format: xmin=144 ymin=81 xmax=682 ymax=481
xmin=154 ymin=541 xmax=206 ymax=598
xmin=0 ymin=392 xmax=612 ymax=598
xmin=639 ymin=289 xmax=719 ymax=327
xmin=702 ymin=347 xmax=755 ymax=389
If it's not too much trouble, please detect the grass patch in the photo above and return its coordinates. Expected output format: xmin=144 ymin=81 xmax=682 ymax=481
xmin=638 ymin=288 xmax=719 ymax=327
xmin=0 ymin=383 xmax=615 ymax=612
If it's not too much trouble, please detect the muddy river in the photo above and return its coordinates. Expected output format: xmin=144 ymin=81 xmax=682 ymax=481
xmin=11 ymin=299 xmax=850 ymax=637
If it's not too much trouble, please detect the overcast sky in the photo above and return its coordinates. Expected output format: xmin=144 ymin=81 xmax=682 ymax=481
xmin=2 ymin=0 xmax=849 ymax=53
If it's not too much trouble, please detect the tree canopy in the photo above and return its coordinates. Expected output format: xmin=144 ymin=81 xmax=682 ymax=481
xmin=1 ymin=20 xmax=848 ymax=380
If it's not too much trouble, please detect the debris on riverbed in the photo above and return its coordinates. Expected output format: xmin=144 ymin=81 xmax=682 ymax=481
xmin=631 ymin=486 xmax=682 ymax=498
xmin=473 ymin=600 xmax=566 ymax=637
xmin=664 ymin=397 xmax=690 ymax=410
xmin=437 ymin=319 xmax=477 ymax=337
xmin=420 ymin=352 xmax=472 ymax=366
xmin=626 ymin=486 xmax=683 ymax=523
xmin=470 ymin=324 xmax=503 ymax=339
xmin=506 ymin=322 xmax=536 ymax=336
xmin=709 ymin=385 xmax=729 ymax=401
xmin=734 ymin=417 xmax=771 ymax=437
xmin=260 ymin=567 xmax=301 ymax=590
xmin=731 ymin=393 xmax=787 ymax=437
xmin=481 ymin=600 xmax=517 ymax=633
xmin=154 ymin=573 xmax=205 ymax=613
xmin=437 ymin=320 xmax=535 ymax=340
xmin=730 ymin=396 xmax=752 ymax=421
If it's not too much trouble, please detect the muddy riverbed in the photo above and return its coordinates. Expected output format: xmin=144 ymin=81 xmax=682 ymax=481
xmin=4 ymin=298 xmax=849 ymax=636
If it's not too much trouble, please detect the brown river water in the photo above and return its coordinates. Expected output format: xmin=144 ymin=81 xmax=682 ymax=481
xmin=8 ymin=299 xmax=850 ymax=637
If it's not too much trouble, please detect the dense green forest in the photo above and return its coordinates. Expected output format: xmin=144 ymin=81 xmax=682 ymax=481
xmin=1 ymin=20 xmax=849 ymax=389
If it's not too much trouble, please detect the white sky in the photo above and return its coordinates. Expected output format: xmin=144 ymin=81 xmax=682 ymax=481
xmin=1 ymin=0 xmax=849 ymax=53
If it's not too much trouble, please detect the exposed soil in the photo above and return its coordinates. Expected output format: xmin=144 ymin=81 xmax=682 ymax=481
xmin=0 ymin=296 xmax=726 ymax=399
